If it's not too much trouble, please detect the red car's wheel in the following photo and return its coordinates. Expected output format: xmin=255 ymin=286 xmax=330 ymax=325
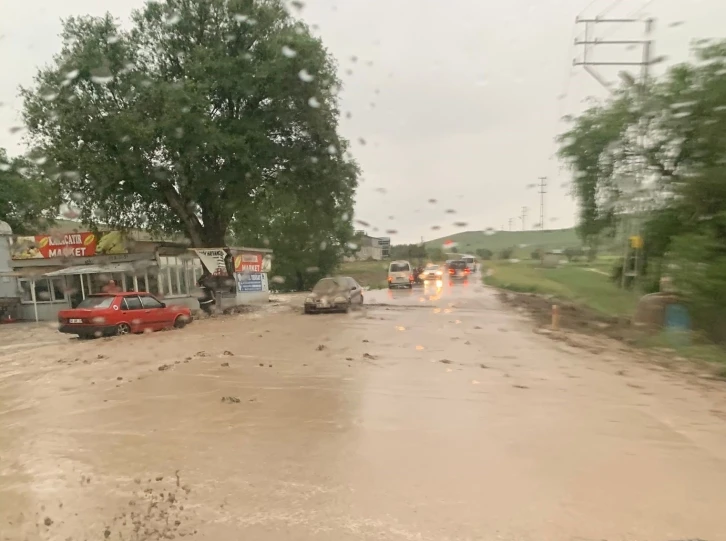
xmin=116 ymin=323 xmax=131 ymax=336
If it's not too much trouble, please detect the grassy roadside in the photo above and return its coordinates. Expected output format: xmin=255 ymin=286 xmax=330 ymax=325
xmin=483 ymin=260 xmax=638 ymax=318
xmin=483 ymin=259 xmax=726 ymax=376
xmin=339 ymin=260 xmax=389 ymax=289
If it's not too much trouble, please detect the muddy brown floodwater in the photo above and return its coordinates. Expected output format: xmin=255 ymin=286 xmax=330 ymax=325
xmin=2 ymin=275 xmax=726 ymax=541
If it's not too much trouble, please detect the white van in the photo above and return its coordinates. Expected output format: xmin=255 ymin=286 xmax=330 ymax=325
xmin=462 ymin=255 xmax=476 ymax=272
xmin=387 ymin=260 xmax=413 ymax=289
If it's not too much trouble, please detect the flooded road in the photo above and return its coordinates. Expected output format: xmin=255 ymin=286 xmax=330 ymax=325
xmin=2 ymin=276 xmax=726 ymax=540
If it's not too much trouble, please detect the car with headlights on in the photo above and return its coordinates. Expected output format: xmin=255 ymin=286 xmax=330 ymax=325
xmin=420 ymin=264 xmax=444 ymax=281
xmin=304 ymin=276 xmax=364 ymax=314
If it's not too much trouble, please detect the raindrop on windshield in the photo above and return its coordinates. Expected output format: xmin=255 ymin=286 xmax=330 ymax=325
xmin=308 ymin=96 xmax=321 ymax=108
xmin=164 ymin=12 xmax=182 ymax=26
xmin=281 ymin=45 xmax=297 ymax=58
xmin=445 ymin=209 xmax=456 ymax=214
xmin=271 ymin=275 xmax=286 ymax=284
xmin=298 ymin=69 xmax=314 ymax=82
xmin=327 ymin=144 xmax=337 ymax=155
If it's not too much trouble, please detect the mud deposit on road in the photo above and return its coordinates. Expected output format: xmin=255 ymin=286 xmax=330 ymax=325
xmin=2 ymin=282 xmax=726 ymax=540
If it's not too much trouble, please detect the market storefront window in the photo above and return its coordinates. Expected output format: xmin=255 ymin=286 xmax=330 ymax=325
xmin=18 ymin=277 xmax=67 ymax=303
xmin=157 ymin=256 xmax=202 ymax=297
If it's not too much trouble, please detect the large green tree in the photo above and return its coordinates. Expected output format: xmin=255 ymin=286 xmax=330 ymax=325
xmin=557 ymin=39 xmax=726 ymax=339
xmin=0 ymin=149 xmax=60 ymax=234
xmin=22 ymin=0 xmax=357 ymax=247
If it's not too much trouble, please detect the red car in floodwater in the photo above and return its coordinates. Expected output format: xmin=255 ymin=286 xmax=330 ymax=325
xmin=57 ymin=292 xmax=193 ymax=338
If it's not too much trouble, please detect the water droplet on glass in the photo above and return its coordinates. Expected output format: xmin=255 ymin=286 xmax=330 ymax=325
xmin=308 ymin=97 xmax=320 ymax=108
xmin=42 ymin=91 xmax=58 ymax=102
xmin=9 ymin=126 xmax=24 ymax=135
xmin=306 ymin=267 xmax=319 ymax=273
xmin=164 ymin=12 xmax=181 ymax=26
xmin=375 ymin=187 xmax=387 ymax=194
xmin=431 ymin=225 xmax=441 ymax=231
xmin=31 ymin=155 xmax=47 ymax=165
xmin=327 ymin=144 xmax=337 ymax=155
xmin=59 ymin=203 xmax=80 ymax=219
xmin=298 ymin=69 xmax=314 ymax=82
xmin=282 ymin=45 xmax=297 ymax=58
xmin=356 ymin=220 xmax=370 ymax=227
xmin=310 ymin=156 xmax=319 ymax=163
xmin=271 ymin=275 xmax=286 ymax=284
xmin=385 ymin=229 xmax=397 ymax=234
xmin=453 ymin=222 xmax=468 ymax=228
xmin=320 ymin=240 xmax=327 ymax=250
xmin=290 ymin=0 xmax=305 ymax=11
xmin=90 ymin=71 xmax=114 ymax=85
xmin=0 ymin=163 xmax=10 ymax=172
xmin=445 ymin=209 xmax=456 ymax=214
xmin=347 ymin=242 xmax=358 ymax=250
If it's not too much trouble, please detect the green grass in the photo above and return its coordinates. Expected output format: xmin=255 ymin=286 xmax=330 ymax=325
xmin=483 ymin=260 xmax=639 ymax=318
xmin=339 ymin=260 xmax=389 ymax=289
xmin=425 ymin=228 xmax=581 ymax=255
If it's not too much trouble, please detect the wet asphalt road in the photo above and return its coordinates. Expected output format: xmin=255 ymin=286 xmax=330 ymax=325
xmin=2 ymin=274 xmax=726 ymax=540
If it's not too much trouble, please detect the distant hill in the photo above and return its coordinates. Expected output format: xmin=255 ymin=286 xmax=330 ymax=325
xmin=424 ymin=228 xmax=581 ymax=254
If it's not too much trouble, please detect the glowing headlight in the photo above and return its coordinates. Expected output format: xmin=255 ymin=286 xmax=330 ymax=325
xmin=435 ymin=270 xmax=442 ymax=276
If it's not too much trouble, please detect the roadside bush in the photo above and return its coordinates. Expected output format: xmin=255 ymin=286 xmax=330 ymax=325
xmin=498 ymin=247 xmax=514 ymax=260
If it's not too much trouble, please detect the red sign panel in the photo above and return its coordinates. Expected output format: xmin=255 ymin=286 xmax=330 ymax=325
xmin=11 ymin=233 xmax=98 ymax=259
xmin=234 ymin=252 xmax=263 ymax=273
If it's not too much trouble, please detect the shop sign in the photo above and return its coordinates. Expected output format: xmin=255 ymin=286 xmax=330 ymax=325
xmin=11 ymin=231 xmax=127 ymax=260
xmin=235 ymin=272 xmax=268 ymax=293
xmin=193 ymin=248 xmax=229 ymax=276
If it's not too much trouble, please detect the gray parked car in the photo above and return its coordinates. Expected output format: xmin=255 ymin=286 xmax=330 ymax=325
xmin=304 ymin=276 xmax=364 ymax=314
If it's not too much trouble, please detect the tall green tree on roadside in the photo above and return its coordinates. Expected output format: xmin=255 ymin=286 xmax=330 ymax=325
xmin=231 ymin=155 xmax=359 ymax=290
xmin=21 ymin=0 xmax=357 ymax=247
xmin=0 ymin=149 xmax=60 ymax=235
xmin=557 ymin=39 xmax=726 ymax=339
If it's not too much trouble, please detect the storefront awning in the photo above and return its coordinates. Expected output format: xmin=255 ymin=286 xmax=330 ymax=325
xmin=43 ymin=263 xmax=142 ymax=277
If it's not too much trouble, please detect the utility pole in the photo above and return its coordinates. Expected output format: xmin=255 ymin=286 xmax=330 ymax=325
xmin=520 ymin=207 xmax=528 ymax=231
xmin=508 ymin=218 xmax=514 ymax=231
xmin=538 ymin=177 xmax=547 ymax=231
xmin=573 ymin=15 xmax=655 ymax=288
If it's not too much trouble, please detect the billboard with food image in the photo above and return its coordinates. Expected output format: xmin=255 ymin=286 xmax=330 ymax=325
xmin=10 ymin=231 xmax=128 ymax=260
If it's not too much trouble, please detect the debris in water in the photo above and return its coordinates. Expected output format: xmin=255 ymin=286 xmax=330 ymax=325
xmin=223 ymin=350 xmax=233 ymax=356
xmin=316 ymin=344 xmax=326 ymax=351
xmin=474 ymin=326 xmax=482 ymax=330
xmin=158 ymin=364 xmax=171 ymax=371
xmin=156 ymin=476 xmax=164 ymax=482
xmin=439 ymin=359 xmax=453 ymax=364
xmin=345 ymin=357 xmax=353 ymax=361
xmin=479 ymin=363 xmax=489 ymax=369
xmin=221 ymin=362 xmax=230 ymax=367
xmin=221 ymin=396 xmax=241 ymax=403
xmin=43 ymin=517 xmax=53 ymax=527
xmin=513 ymin=384 xmax=529 ymax=389
xmin=362 ymin=339 xmax=369 ymax=343
xmin=195 ymin=351 xmax=208 ymax=357
xmin=362 ymin=353 xmax=378 ymax=360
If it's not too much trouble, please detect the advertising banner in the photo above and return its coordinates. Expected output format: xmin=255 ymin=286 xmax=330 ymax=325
xmin=235 ymin=272 xmax=268 ymax=293
xmin=234 ymin=252 xmax=263 ymax=273
xmin=192 ymin=248 xmax=229 ymax=276
xmin=11 ymin=231 xmax=127 ymax=260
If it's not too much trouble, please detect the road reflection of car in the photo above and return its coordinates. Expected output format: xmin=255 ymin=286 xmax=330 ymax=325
xmin=388 ymin=260 xmax=413 ymax=289
xmin=304 ymin=276 xmax=364 ymax=314
xmin=447 ymin=260 xmax=470 ymax=282
xmin=421 ymin=264 xmax=444 ymax=282
xmin=58 ymin=292 xmax=192 ymax=338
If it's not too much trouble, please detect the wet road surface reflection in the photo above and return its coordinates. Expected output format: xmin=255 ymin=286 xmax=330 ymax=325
xmin=2 ymin=275 xmax=726 ymax=540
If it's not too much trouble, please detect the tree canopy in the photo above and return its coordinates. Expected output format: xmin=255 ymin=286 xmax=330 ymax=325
xmin=0 ymin=149 xmax=60 ymax=235
xmin=557 ymin=39 xmax=726 ymax=338
xmin=22 ymin=0 xmax=358 ymax=248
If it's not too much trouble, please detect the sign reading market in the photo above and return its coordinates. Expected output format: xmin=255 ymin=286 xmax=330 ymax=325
xmin=10 ymin=231 xmax=127 ymax=260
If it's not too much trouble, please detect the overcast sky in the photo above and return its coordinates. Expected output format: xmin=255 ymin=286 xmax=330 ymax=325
xmin=1 ymin=0 xmax=723 ymax=243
